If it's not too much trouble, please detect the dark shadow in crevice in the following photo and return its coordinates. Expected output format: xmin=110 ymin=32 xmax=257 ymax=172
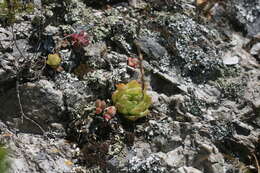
xmin=150 ymin=72 xmax=183 ymax=96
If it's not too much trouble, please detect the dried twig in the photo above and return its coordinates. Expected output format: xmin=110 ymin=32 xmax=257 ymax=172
xmin=8 ymin=1 xmax=45 ymax=134
xmin=11 ymin=26 xmax=45 ymax=134
xmin=134 ymin=20 xmax=145 ymax=98
xmin=15 ymin=80 xmax=24 ymax=124
xmin=134 ymin=40 xmax=145 ymax=97
xmin=252 ymin=153 xmax=260 ymax=173
xmin=11 ymin=26 xmax=27 ymax=60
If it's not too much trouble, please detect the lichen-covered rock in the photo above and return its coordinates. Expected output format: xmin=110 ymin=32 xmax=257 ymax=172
xmin=152 ymin=13 xmax=225 ymax=83
xmin=128 ymin=153 xmax=167 ymax=173
xmin=0 ymin=27 xmax=13 ymax=52
xmin=137 ymin=37 xmax=171 ymax=73
xmin=82 ymin=0 xmax=128 ymax=7
xmin=54 ymin=72 xmax=93 ymax=119
xmin=176 ymin=166 xmax=203 ymax=173
xmin=0 ymin=80 xmax=64 ymax=133
xmin=0 ymin=53 xmax=16 ymax=82
xmin=225 ymin=0 xmax=260 ymax=37
xmin=0 ymin=126 xmax=79 ymax=173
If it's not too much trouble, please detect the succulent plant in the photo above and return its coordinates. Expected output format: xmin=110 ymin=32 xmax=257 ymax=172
xmin=103 ymin=106 xmax=116 ymax=121
xmin=95 ymin=99 xmax=107 ymax=114
xmin=46 ymin=53 xmax=61 ymax=68
xmin=112 ymin=80 xmax=152 ymax=121
xmin=128 ymin=57 xmax=139 ymax=68
xmin=0 ymin=146 xmax=9 ymax=173
xmin=95 ymin=99 xmax=116 ymax=121
xmin=69 ymin=31 xmax=90 ymax=48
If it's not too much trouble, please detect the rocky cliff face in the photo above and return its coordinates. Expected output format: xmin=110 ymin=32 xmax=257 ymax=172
xmin=0 ymin=0 xmax=259 ymax=173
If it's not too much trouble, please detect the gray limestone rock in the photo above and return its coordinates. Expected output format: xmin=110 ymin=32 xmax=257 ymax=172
xmin=44 ymin=25 xmax=59 ymax=36
xmin=151 ymin=13 xmax=224 ymax=83
xmin=226 ymin=0 xmax=260 ymax=37
xmin=0 ymin=80 xmax=64 ymax=133
xmin=253 ymin=99 xmax=260 ymax=115
xmin=176 ymin=166 xmax=203 ymax=173
xmin=164 ymin=146 xmax=184 ymax=168
xmin=0 ymin=27 xmax=13 ymax=51
xmin=250 ymin=42 xmax=260 ymax=56
xmin=137 ymin=37 xmax=168 ymax=61
xmin=0 ymin=53 xmax=16 ymax=81
xmin=0 ymin=131 xmax=78 ymax=173
xmin=128 ymin=153 xmax=167 ymax=173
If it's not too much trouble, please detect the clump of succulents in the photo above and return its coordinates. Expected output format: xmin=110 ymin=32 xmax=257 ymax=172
xmin=112 ymin=80 xmax=152 ymax=121
xmin=95 ymin=99 xmax=117 ymax=121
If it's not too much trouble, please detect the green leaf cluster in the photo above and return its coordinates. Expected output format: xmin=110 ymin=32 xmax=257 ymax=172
xmin=0 ymin=146 xmax=9 ymax=173
xmin=0 ymin=0 xmax=34 ymax=25
xmin=112 ymin=80 xmax=152 ymax=121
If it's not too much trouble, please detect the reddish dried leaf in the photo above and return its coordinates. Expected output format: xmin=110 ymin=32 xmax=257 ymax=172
xmin=56 ymin=66 xmax=64 ymax=72
xmin=196 ymin=0 xmax=207 ymax=5
xmin=64 ymin=160 xmax=73 ymax=166
xmin=95 ymin=107 xmax=103 ymax=114
xmin=2 ymin=133 xmax=13 ymax=137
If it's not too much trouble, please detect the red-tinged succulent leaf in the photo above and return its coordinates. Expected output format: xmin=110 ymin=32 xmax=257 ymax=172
xmin=95 ymin=107 xmax=103 ymax=114
xmin=105 ymin=106 xmax=116 ymax=117
xmin=95 ymin=99 xmax=102 ymax=108
xmin=103 ymin=114 xmax=112 ymax=121
xmin=95 ymin=99 xmax=106 ymax=110
xmin=100 ymin=100 xmax=106 ymax=110
xmin=128 ymin=57 xmax=139 ymax=68
xmin=115 ymin=83 xmax=127 ymax=90
xmin=70 ymin=31 xmax=90 ymax=48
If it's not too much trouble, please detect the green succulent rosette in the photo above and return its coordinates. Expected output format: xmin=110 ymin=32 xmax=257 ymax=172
xmin=112 ymin=80 xmax=152 ymax=121
xmin=46 ymin=53 xmax=61 ymax=69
